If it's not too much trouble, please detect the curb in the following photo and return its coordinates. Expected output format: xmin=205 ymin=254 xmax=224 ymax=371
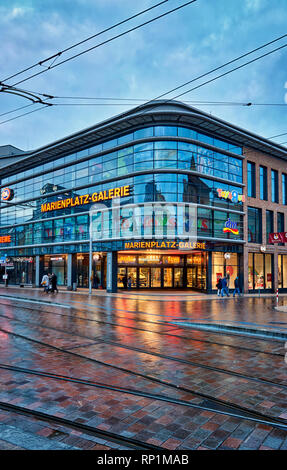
xmin=169 ymin=321 xmax=287 ymax=341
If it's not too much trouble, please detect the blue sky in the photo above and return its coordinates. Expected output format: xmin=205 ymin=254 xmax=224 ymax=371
xmin=0 ymin=0 xmax=286 ymax=151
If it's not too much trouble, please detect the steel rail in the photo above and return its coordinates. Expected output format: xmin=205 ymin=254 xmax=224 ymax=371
xmin=0 ymin=362 xmax=287 ymax=432
xmin=0 ymin=326 xmax=287 ymax=432
xmin=0 ymin=400 xmax=162 ymax=450
xmin=0 ymin=310 xmax=285 ymax=390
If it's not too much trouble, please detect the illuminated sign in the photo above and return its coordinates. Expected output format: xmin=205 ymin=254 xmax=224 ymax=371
xmin=0 ymin=235 xmax=11 ymax=243
xmin=223 ymin=218 xmax=239 ymax=235
xmin=217 ymin=188 xmax=245 ymax=203
xmin=1 ymin=188 xmax=14 ymax=201
xmin=124 ymin=240 xmax=206 ymax=250
xmin=41 ymin=185 xmax=131 ymax=213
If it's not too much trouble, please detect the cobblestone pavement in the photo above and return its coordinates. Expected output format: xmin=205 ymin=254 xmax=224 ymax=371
xmin=0 ymin=287 xmax=286 ymax=450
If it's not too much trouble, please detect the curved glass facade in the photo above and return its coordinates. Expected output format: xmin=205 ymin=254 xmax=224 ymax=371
xmin=0 ymin=117 xmax=245 ymax=291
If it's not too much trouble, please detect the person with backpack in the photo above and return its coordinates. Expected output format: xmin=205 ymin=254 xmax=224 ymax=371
xmin=216 ymin=277 xmax=222 ymax=296
xmin=50 ymin=272 xmax=58 ymax=293
xmin=41 ymin=272 xmax=50 ymax=293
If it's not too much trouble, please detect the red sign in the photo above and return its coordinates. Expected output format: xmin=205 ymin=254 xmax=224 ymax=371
xmin=268 ymin=232 xmax=283 ymax=243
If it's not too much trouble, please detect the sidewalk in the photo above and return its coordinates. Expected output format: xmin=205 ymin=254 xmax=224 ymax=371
xmin=0 ymin=284 xmax=282 ymax=301
xmin=1 ymin=285 xmax=287 ymax=341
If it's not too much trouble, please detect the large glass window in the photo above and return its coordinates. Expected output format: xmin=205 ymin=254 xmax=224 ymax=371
xmin=271 ymin=169 xmax=279 ymax=203
xmin=247 ymin=162 xmax=256 ymax=198
xmin=266 ymin=210 xmax=274 ymax=244
xmin=248 ymin=207 xmax=262 ymax=243
xmin=248 ymin=253 xmax=273 ymax=290
xmin=212 ymin=252 xmax=239 ymax=290
xmin=278 ymin=255 xmax=287 ymax=288
xmin=260 ymin=165 xmax=268 ymax=200
xmin=282 ymin=173 xmax=287 ymax=205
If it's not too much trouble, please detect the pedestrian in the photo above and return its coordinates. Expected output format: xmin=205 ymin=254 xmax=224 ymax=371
xmin=41 ymin=272 xmax=50 ymax=293
xmin=233 ymin=276 xmax=241 ymax=297
xmin=93 ymin=273 xmax=99 ymax=289
xmin=3 ymin=272 xmax=8 ymax=287
xmin=50 ymin=272 xmax=58 ymax=293
xmin=216 ymin=277 xmax=222 ymax=296
xmin=127 ymin=276 xmax=132 ymax=290
xmin=122 ymin=274 xmax=127 ymax=289
xmin=221 ymin=276 xmax=230 ymax=297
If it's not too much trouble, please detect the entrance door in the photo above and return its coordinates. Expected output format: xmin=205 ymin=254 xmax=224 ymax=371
xmin=164 ymin=268 xmax=173 ymax=287
xmin=127 ymin=267 xmax=137 ymax=288
xmin=174 ymin=268 xmax=183 ymax=288
xmin=117 ymin=266 xmax=126 ymax=288
xmin=139 ymin=267 xmax=150 ymax=288
xmin=151 ymin=268 xmax=161 ymax=288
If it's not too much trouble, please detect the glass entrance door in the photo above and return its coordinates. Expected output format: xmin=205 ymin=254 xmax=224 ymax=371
xmin=174 ymin=268 xmax=183 ymax=288
xmin=164 ymin=268 xmax=173 ymax=287
xmin=151 ymin=268 xmax=161 ymax=287
xmin=139 ymin=267 xmax=150 ymax=288
xmin=127 ymin=267 xmax=137 ymax=288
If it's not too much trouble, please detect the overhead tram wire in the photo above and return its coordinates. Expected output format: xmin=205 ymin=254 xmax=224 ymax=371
xmin=0 ymin=0 xmax=169 ymax=83
xmin=127 ymin=34 xmax=287 ymax=118
xmin=3 ymin=0 xmax=197 ymax=89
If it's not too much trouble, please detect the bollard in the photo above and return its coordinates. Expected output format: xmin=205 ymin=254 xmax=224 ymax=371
xmin=276 ymin=288 xmax=279 ymax=304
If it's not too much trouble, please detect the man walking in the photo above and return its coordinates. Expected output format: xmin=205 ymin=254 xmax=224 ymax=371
xmin=221 ymin=277 xmax=230 ymax=297
xmin=50 ymin=272 xmax=58 ymax=293
xmin=233 ymin=276 xmax=241 ymax=297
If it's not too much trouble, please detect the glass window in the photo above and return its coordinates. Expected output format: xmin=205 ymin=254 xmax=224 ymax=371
xmin=134 ymin=127 xmax=154 ymax=139
xmin=247 ymin=162 xmax=256 ymax=198
xmin=248 ymin=207 xmax=262 ymax=243
xmin=271 ymin=169 xmax=278 ymax=203
xmin=154 ymin=141 xmax=177 ymax=150
xmin=117 ymin=133 xmax=133 ymax=145
xmin=278 ymin=255 xmax=287 ymax=288
xmin=278 ymin=212 xmax=284 ymax=246
xmin=260 ymin=166 xmax=268 ymax=200
xmin=266 ymin=210 xmax=274 ymax=244
xmin=154 ymin=126 xmax=177 ymax=136
xmin=102 ymin=139 xmax=117 ymax=150
xmin=248 ymin=253 xmax=254 ymax=290
xmin=214 ymin=138 xmax=229 ymax=150
xmin=282 ymin=173 xmax=287 ymax=205
xmin=254 ymin=254 xmax=264 ymax=290
xmin=178 ymin=127 xmax=197 ymax=139
xmin=134 ymin=142 xmax=153 ymax=152
xmin=278 ymin=212 xmax=284 ymax=233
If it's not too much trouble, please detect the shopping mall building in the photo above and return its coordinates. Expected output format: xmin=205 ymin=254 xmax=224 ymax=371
xmin=0 ymin=100 xmax=287 ymax=293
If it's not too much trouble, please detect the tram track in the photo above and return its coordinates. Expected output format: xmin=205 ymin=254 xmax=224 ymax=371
xmin=0 ymin=296 xmax=283 ymax=358
xmin=0 ymin=400 xmax=162 ymax=450
xmin=0 ymin=362 xmax=287 ymax=432
xmin=0 ymin=326 xmax=287 ymax=433
xmin=0 ymin=310 xmax=285 ymax=390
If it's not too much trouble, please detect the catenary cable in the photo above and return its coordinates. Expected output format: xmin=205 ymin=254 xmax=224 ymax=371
xmin=4 ymin=1 xmax=197 ymax=88
xmin=1 ymin=0 xmax=169 ymax=83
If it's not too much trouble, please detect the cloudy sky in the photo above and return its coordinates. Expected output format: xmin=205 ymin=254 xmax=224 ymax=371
xmin=0 ymin=0 xmax=286 ymax=152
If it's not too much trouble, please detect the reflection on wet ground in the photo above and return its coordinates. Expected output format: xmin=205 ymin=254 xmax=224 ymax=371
xmin=0 ymin=288 xmax=286 ymax=450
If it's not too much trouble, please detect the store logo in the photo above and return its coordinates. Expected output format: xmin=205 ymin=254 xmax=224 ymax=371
xmin=1 ymin=187 xmax=14 ymax=201
xmin=41 ymin=185 xmax=131 ymax=213
xmin=223 ymin=218 xmax=239 ymax=235
xmin=217 ymin=188 xmax=245 ymax=203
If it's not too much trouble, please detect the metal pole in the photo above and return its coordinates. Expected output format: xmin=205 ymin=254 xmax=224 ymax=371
xmin=89 ymin=236 xmax=92 ymax=294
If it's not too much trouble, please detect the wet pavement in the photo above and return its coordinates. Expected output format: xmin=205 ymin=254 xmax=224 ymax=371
xmin=0 ymin=286 xmax=286 ymax=450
